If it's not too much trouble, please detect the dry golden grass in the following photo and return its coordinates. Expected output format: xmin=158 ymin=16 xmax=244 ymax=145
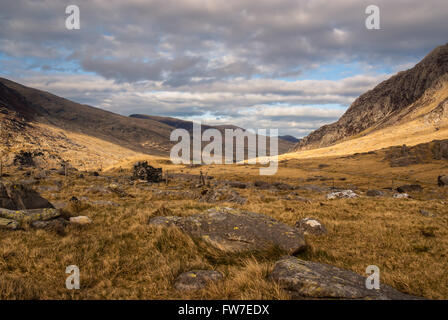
xmin=0 ymin=150 xmax=447 ymax=300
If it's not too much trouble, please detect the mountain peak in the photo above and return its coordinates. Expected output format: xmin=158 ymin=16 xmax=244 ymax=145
xmin=293 ymin=43 xmax=448 ymax=152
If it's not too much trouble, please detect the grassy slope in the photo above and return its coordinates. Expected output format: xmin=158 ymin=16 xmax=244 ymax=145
xmin=0 ymin=151 xmax=447 ymax=299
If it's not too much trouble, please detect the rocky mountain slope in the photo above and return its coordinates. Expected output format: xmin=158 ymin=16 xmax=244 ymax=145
xmin=293 ymin=43 xmax=448 ymax=152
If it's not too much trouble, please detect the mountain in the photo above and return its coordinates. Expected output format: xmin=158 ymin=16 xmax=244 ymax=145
xmin=0 ymin=77 xmax=294 ymax=170
xmin=129 ymin=114 xmax=295 ymax=154
xmin=292 ymin=43 xmax=448 ymax=152
xmin=279 ymin=135 xmax=300 ymax=143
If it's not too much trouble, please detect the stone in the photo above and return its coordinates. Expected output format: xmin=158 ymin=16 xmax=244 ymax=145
xmin=295 ymin=218 xmax=327 ymax=236
xmin=149 ymin=207 xmax=307 ymax=254
xmin=70 ymin=216 xmax=92 ymax=225
xmin=326 ymin=190 xmax=357 ymax=200
xmin=438 ymin=175 xmax=448 ymax=187
xmin=174 ymin=270 xmax=224 ymax=291
xmin=366 ymin=190 xmax=384 ymax=197
xmin=0 ymin=207 xmax=61 ymax=224
xmin=132 ymin=161 xmax=162 ymax=182
xmin=396 ymin=184 xmax=423 ymax=193
xmin=200 ymin=188 xmax=246 ymax=205
xmin=419 ymin=209 xmax=436 ymax=217
xmin=31 ymin=218 xmax=68 ymax=230
xmin=270 ymin=256 xmax=422 ymax=300
xmin=0 ymin=182 xmax=54 ymax=210
xmin=394 ymin=193 xmax=409 ymax=199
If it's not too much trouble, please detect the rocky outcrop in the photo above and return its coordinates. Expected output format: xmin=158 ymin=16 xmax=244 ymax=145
xmin=270 ymin=256 xmax=422 ymax=300
xmin=0 ymin=182 xmax=54 ymax=210
xmin=293 ymin=43 xmax=448 ymax=151
xmin=149 ymin=207 xmax=307 ymax=254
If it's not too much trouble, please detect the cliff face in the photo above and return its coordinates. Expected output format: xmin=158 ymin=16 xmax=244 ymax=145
xmin=293 ymin=43 xmax=448 ymax=151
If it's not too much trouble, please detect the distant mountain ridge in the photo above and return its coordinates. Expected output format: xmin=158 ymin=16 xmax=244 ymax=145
xmin=293 ymin=43 xmax=448 ymax=152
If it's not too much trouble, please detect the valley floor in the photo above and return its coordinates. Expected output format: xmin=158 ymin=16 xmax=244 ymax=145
xmin=0 ymin=152 xmax=447 ymax=299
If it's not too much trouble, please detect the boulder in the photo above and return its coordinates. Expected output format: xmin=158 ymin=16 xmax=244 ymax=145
xmin=174 ymin=270 xmax=223 ymax=291
xmin=396 ymin=184 xmax=423 ymax=193
xmin=438 ymin=175 xmax=448 ymax=187
xmin=366 ymin=190 xmax=384 ymax=197
xmin=295 ymin=218 xmax=327 ymax=236
xmin=0 ymin=207 xmax=61 ymax=224
xmin=270 ymin=256 xmax=422 ymax=300
xmin=326 ymin=190 xmax=357 ymax=200
xmin=149 ymin=208 xmax=307 ymax=255
xmin=0 ymin=182 xmax=54 ymax=210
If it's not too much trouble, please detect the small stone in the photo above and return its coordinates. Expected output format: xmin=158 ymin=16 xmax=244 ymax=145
xmin=295 ymin=218 xmax=327 ymax=236
xmin=326 ymin=190 xmax=357 ymax=200
xmin=174 ymin=270 xmax=224 ymax=291
xmin=419 ymin=209 xmax=436 ymax=217
xmin=366 ymin=190 xmax=384 ymax=197
xmin=393 ymin=193 xmax=409 ymax=199
xmin=70 ymin=216 xmax=92 ymax=225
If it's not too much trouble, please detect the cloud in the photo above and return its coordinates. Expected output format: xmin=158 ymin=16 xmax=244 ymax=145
xmin=1 ymin=0 xmax=447 ymax=136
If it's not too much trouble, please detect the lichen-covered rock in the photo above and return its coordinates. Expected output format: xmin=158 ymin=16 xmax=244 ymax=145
xmin=174 ymin=270 xmax=223 ymax=291
xmin=295 ymin=218 xmax=327 ymax=236
xmin=270 ymin=256 xmax=422 ymax=300
xmin=0 ymin=207 xmax=60 ymax=224
xmin=326 ymin=190 xmax=357 ymax=200
xmin=149 ymin=207 xmax=307 ymax=254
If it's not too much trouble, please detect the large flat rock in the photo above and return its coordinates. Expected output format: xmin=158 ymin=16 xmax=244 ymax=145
xmin=149 ymin=208 xmax=307 ymax=254
xmin=270 ymin=256 xmax=422 ymax=300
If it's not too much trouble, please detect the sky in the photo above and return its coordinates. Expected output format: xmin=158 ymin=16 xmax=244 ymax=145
xmin=1 ymin=0 xmax=448 ymax=137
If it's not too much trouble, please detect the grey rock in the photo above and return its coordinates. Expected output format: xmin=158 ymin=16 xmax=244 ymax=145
xmin=326 ymin=190 xmax=357 ymax=200
xmin=366 ymin=190 xmax=384 ymax=197
xmin=174 ymin=270 xmax=223 ymax=291
xmin=295 ymin=218 xmax=327 ymax=236
xmin=149 ymin=207 xmax=307 ymax=254
xmin=419 ymin=209 xmax=437 ymax=217
xmin=397 ymin=184 xmax=423 ymax=193
xmin=270 ymin=256 xmax=422 ymax=300
xmin=0 ymin=182 xmax=54 ymax=210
